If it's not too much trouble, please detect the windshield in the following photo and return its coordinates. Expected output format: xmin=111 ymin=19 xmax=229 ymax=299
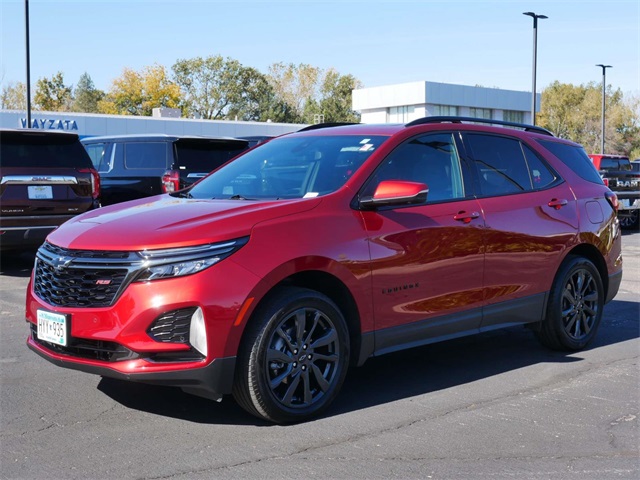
xmin=185 ymin=135 xmax=387 ymax=199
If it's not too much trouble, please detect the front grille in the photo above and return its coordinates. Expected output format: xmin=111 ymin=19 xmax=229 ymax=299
xmin=147 ymin=308 xmax=197 ymax=343
xmin=30 ymin=323 xmax=137 ymax=362
xmin=35 ymin=260 xmax=128 ymax=307
xmin=33 ymin=242 xmax=144 ymax=308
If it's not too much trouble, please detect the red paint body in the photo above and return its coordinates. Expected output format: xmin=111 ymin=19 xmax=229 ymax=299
xmin=25 ymin=121 xmax=623 ymax=400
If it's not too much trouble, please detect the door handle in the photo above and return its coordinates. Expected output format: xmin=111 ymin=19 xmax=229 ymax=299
xmin=548 ymin=198 xmax=568 ymax=210
xmin=453 ymin=211 xmax=480 ymax=224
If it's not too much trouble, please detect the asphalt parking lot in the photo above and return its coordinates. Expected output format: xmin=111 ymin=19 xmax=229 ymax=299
xmin=1 ymin=232 xmax=638 ymax=480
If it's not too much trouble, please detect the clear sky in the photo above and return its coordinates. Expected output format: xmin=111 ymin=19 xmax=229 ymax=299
xmin=1 ymin=0 xmax=639 ymax=98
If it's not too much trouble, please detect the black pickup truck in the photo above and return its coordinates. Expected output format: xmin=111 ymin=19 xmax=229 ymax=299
xmin=589 ymin=154 xmax=640 ymax=230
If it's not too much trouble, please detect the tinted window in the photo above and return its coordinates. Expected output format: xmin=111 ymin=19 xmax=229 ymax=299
xmin=0 ymin=133 xmax=92 ymax=168
xmin=362 ymin=133 xmax=465 ymax=202
xmin=124 ymin=142 xmax=167 ymax=169
xmin=174 ymin=143 xmax=248 ymax=171
xmin=538 ymin=140 xmax=603 ymax=184
xmin=466 ymin=134 xmax=533 ymax=195
xmin=84 ymin=143 xmax=111 ymax=173
xmin=523 ymin=144 xmax=557 ymax=189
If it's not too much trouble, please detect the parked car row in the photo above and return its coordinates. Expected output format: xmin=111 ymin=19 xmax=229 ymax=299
xmin=0 ymin=130 xmax=268 ymax=251
xmin=20 ymin=116 xmax=623 ymax=423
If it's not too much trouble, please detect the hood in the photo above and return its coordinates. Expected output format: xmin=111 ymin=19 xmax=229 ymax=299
xmin=47 ymin=195 xmax=322 ymax=251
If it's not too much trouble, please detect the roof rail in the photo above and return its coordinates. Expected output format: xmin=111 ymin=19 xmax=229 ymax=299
xmin=297 ymin=122 xmax=360 ymax=132
xmin=405 ymin=116 xmax=554 ymax=137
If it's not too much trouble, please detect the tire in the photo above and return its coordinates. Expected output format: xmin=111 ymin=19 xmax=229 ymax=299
xmin=233 ymin=287 xmax=350 ymax=424
xmin=536 ymin=256 xmax=604 ymax=351
xmin=618 ymin=210 xmax=639 ymax=231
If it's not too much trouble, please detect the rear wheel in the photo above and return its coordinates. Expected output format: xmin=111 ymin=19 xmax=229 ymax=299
xmin=536 ymin=256 xmax=604 ymax=351
xmin=233 ymin=287 xmax=350 ymax=424
xmin=618 ymin=210 xmax=639 ymax=230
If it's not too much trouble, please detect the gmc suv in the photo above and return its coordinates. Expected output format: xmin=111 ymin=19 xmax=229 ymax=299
xmin=0 ymin=129 xmax=100 ymax=251
xmin=26 ymin=117 xmax=622 ymax=423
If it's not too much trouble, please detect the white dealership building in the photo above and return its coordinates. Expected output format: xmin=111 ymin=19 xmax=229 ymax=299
xmin=352 ymin=81 xmax=538 ymax=125
xmin=0 ymin=80 xmax=538 ymax=137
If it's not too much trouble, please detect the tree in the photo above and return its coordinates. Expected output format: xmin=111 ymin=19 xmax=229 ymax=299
xmin=538 ymin=81 xmax=639 ymax=156
xmin=267 ymin=62 xmax=320 ymax=121
xmin=34 ymin=71 xmax=72 ymax=111
xmin=173 ymin=55 xmax=266 ymax=120
xmin=72 ymin=73 xmax=104 ymax=113
xmin=316 ymin=69 xmax=362 ymax=123
xmin=1 ymin=81 xmax=27 ymax=110
xmin=98 ymin=64 xmax=181 ymax=116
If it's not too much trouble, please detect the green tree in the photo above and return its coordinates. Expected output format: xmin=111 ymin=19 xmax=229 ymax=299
xmin=267 ymin=62 xmax=320 ymax=121
xmin=316 ymin=69 xmax=362 ymax=123
xmin=34 ymin=71 xmax=72 ymax=111
xmin=538 ymin=81 xmax=639 ymax=156
xmin=1 ymin=81 xmax=27 ymax=110
xmin=172 ymin=55 xmax=267 ymax=120
xmin=98 ymin=64 xmax=181 ymax=116
xmin=72 ymin=73 xmax=104 ymax=113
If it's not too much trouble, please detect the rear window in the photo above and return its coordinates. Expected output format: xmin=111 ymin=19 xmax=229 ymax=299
xmin=174 ymin=142 xmax=249 ymax=172
xmin=0 ymin=132 xmax=92 ymax=169
xmin=537 ymin=140 xmax=603 ymax=185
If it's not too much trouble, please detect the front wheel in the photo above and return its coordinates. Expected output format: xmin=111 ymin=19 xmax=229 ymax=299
xmin=233 ymin=287 xmax=350 ymax=424
xmin=536 ymin=256 xmax=604 ymax=351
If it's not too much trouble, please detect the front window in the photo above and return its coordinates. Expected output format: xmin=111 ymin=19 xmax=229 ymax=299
xmin=186 ymin=135 xmax=388 ymax=200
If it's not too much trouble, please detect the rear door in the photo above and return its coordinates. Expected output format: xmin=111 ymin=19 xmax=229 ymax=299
xmin=461 ymin=132 xmax=579 ymax=329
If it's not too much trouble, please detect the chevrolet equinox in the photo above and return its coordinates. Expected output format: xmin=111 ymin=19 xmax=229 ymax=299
xmin=26 ymin=117 xmax=623 ymax=423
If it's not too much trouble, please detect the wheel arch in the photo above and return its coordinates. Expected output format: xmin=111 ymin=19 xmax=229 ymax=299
xmin=563 ymin=243 xmax=609 ymax=300
xmin=227 ymin=260 xmax=371 ymax=368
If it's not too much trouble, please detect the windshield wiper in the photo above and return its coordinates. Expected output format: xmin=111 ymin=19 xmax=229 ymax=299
xmin=228 ymin=194 xmax=252 ymax=200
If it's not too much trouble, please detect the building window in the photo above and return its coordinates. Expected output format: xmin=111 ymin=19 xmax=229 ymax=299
xmin=432 ymin=105 xmax=458 ymax=116
xmin=469 ymin=107 xmax=492 ymax=120
xmin=503 ymin=110 xmax=524 ymax=124
xmin=388 ymin=105 xmax=415 ymax=123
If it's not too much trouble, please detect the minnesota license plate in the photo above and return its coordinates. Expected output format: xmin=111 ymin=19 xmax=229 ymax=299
xmin=28 ymin=186 xmax=53 ymax=200
xmin=37 ymin=310 xmax=68 ymax=346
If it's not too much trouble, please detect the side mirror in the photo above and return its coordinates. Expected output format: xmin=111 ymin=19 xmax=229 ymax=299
xmin=359 ymin=180 xmax=428 ymax=210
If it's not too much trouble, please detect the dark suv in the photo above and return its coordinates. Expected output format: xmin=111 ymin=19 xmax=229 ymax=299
xmin=0 ymin=129 xmax=100 ymax=251
xmin=26 ymin=117 xmax=622 ymax=423
xmin=81 ymin=134 xmax=250 ymax=205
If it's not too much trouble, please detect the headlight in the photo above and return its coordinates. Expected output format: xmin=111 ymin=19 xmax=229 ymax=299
xmin=134 ymin=237 xmax=248 ymax=282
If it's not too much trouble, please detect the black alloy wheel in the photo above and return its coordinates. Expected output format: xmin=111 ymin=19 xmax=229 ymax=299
xmin=233 ymin=287 xmax=350 ymax=424
xmin=536 ymin=256 xmax=604 ymax=351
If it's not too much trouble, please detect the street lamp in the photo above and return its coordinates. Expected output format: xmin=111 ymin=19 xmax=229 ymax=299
xmin=25 ymin=0 xmax=32 ymax=128
xmin=523 ymin=12 xmax=548 ymax=125
xmin=596 ymin=64 xmax=612 ymax=154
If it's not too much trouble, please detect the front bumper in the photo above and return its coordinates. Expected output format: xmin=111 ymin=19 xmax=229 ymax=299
xmin=27 ymin=333 xmax=236 ymax=400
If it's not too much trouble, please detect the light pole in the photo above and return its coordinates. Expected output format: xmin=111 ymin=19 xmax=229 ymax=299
xmin=596 ymin=64 xmax=612 ymax=154
xmin=523 ymin=12 xmax=547 ymax=125
xmin=25 ymin=0 xmax=32 ymax=128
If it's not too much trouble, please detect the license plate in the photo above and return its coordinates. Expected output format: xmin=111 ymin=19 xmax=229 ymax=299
xmin=620 ymin=199 xmax=630 ymax=208
xmin=37 ymin=310 xmax=68 ymax=346
xmin=28 ymin=185 xmax=53 ymax=200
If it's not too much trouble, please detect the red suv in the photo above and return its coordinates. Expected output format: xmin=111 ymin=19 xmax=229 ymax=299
xmin=25 ymin=117 xmax=623 ymax=423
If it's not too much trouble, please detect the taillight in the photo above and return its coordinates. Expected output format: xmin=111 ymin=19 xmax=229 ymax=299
xmin=78 ymin=168 xmax=100 ymax=199
xmin=602 ymin=177 xmax=609 ymax=187
xmin=162 ymin=170 xmax=180 ymax=193
xmin=605 ymin=191 xmax=618 ymax=212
